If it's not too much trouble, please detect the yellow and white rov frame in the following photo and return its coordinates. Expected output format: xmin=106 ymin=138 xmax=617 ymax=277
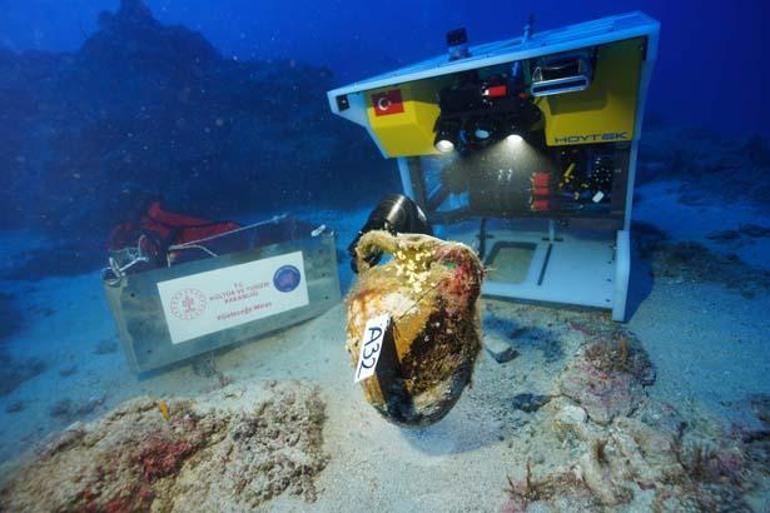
xmin=327 ymin=12 xmax=659 ymax=321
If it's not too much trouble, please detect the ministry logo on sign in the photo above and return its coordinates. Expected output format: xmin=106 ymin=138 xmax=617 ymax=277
xmin=170 ymin=288 xmax=207 ymax=320
xmin=273 ymin=265 xmax=301 ymax=293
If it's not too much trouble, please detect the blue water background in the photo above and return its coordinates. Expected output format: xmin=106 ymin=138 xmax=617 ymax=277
xmin=1 ymin=0 xmax=768 ymax=136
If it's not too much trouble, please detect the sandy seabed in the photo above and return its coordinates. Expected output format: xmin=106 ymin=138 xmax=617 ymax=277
xmin=0 ymin=182 xmax=769 ymax=512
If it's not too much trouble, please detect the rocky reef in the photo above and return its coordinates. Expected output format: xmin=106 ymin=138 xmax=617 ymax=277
xmin=0 ymin=380 xmax=328 ymax=512
xmin=0 ymin=0 xmax=393 ymax=237
xmin=502 ymin=397 xmax=766 ymax=512
xmin=637 ymin=125 xmax=770 ymax=213
xmin=634 ymin=221 xmax=770 ymax=298
xmin=558 ymin=328 xmax=655 ymax=426
xmin=496 ymin=308 xmax=769 ymax=513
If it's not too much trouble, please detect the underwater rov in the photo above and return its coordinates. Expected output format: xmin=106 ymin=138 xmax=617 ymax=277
xmin=327 ymin=12 xmax=659 ymax=321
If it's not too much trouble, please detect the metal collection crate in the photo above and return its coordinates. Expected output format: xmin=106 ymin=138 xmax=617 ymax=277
xmin=103 ymin=215 xmax=340 ymax=373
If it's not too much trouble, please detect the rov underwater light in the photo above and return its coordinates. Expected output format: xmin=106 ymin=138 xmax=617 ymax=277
xmin=434 ymin=119 xmax=461 ymax=153
xmin=433 ymin=71 xmax=542 ymax=155
xmin=468 ymin=118 xmax=499 ymax=144
xmin=435 ymin=139 xmax=455 ymax=153
xmin=446 ymin=27 xmax=470 ymax=61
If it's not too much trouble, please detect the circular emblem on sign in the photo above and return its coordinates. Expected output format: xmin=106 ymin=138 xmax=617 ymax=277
xmin=169 ymin=288 xmax=207 ymax=320
xmin=273 ymin=265 xmax=301 ymax=293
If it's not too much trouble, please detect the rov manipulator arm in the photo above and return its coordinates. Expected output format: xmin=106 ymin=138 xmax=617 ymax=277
xmin=348 ymin=194 xmax=433 ymax=273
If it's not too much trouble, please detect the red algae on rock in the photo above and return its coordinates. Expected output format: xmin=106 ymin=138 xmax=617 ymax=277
xmin=138 ymin=436 xmax=196 ymax=482
xmin=0 ymin=381 xmax=328 ymax=512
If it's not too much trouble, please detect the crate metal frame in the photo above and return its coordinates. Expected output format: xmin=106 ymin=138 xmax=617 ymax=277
xmin=104 ymin=219 xmax=340 ymax=373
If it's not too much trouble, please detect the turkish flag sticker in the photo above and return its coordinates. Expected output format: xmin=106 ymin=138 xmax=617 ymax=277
xmin=372 ymin=89 xmax=405 ymax=116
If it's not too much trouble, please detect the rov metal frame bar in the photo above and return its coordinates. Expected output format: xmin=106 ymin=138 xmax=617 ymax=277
xmin=396 ymin=156 xmax=630 ymax=320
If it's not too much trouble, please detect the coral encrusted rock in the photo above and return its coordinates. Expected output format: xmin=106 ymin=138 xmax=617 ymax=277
xmin=0 ymin=381 xmax=328 ymax=512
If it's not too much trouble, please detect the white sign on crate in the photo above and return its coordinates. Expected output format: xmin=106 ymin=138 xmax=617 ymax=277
xmin=157 ymin=251 xmax=309 ymax=344
xmin=354 ymin=314 xmax=391 ymax=383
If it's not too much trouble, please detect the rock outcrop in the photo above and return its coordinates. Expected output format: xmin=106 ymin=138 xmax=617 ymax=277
xmin=0 ymin=381 xmax=328 ymax=512
xmin=0 ymin=0 xmax=393 ymax=235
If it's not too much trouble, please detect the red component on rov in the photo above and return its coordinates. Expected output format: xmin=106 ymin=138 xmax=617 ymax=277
xmin=483 ymin=84 xmax=508 ymax=98
xmin=531 ymin=172 xmax=551 ymax=189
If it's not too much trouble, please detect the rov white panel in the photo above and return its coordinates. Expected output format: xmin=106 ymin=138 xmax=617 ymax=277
xmin=328 ymin=11 xmax=659 ymax=104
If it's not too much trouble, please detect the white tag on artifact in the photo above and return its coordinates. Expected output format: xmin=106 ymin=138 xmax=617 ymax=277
xmin=354 ymin=314 xmax=391 ymax=383
xmin=592 ymin=191 xmax=605 ymax=203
